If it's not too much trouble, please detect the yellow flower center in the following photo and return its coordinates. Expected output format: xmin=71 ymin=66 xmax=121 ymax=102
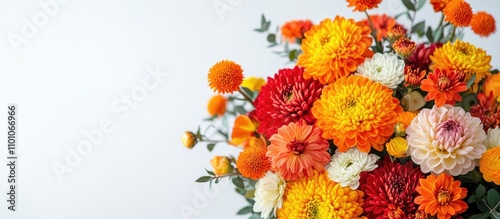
xmin=437 ymin=188 xmax=451 ymax=205
xmin=304 ymin=200 xmax=320 ymax=219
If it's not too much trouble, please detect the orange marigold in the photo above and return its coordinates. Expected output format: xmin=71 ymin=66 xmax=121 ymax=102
xmin=312 ymin=75 xmax=401 ymax=153
xmin=207 ymin=95 xmax=227 ymax=117
xmin=281 ymin=20 xmax=313 ymax=43
xmin=236 ymin=145 xmax=271 ymax=180
xmin=207 ymin=60 xmax=244 ymax=94
xmin=346 ymin=0 xmax=382 ymax=12
xmin=415 ymin=173 xmax=468 ymax=219
xmin=393 ymin=38 xmax=417 ymax=59
xmin=470 ymin=11 xmax=496 ymax=37
xmin=443 ymin=0 xmax=472 ymax=27
xmin=420 ymin=68 xmax=467 ymax=107
xmin=298 ymin=16 xmax=373 ymax=84
xmin=430 ymin=0 xmax=451 ymax=12
xmin=479 ymin=147 xmax=500 ymax=185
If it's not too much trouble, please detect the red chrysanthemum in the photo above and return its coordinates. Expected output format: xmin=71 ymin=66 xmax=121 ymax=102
xmin=406 ymin=43 xmax=442 ymax=72
xmin=420 ymin=68 xmax=467 ymax=107
xmin=254 ymin=66 xmax=323 ymax=138
xmin=360 ymin=159 xmax=425 ymax=218
xmin=470 ymin=92 xmax=500 ymax=131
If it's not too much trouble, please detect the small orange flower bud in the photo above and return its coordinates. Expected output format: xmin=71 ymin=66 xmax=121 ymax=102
xmin=484 ymin=74 xmax=500 ymax=100
xmin=181 ymin=131 xmax=197 ymax=149
xmin=210 ymin=156 xmax=232 ymax=176
xmin=207 ymin=95 xmax=227 ymax=117
xmin=393 ymin=38 xmax=416 ymax=59
xmin=387 ymin=23 xmax=407 ymax=42
xmin=386 ymin=137 xmax=408 ymax=158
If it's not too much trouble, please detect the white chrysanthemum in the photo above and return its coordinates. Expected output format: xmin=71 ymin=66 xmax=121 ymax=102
xmin=253 ymin=171 xmax=286 ymax=219
xmin=356 ymin=52 xmax=405 ymax=89
xmin=407 ymin=104 xmax=487 ymax=176
xmin=326 ymin=148 xmax=379 ymax=190
xmin=485 ymin=127 xmax=500 ymax=149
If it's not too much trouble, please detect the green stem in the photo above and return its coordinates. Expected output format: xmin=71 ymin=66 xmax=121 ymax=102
xmin=450 ymin=25 xmax=457 ymax=42
xmin=435 ymin=14 xmax=445 ymax=42
xmin=238 ymin=88 xmax=254 ymax=106
xmin=364 ymin=11 xmax=383 ymax=53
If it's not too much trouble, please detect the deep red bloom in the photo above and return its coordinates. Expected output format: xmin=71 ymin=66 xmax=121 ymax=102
xmin=420 ymin=68 xmax=467 ymax=107
xmin=254 ymin=66 xmax=323 ymax=138
xmin=360 ymin=159 xmax=424 ymax=219
xmin=470 ymin=92 xmax=500 ymax=131
xmin=405 ymin=43 xmax=442 ymax=72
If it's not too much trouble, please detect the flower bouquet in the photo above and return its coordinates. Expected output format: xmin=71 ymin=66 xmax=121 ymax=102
xmin=182 ymin=0 xmax=500 ymax=218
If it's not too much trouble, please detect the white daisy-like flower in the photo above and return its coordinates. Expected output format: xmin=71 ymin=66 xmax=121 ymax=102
xmin=485 ymin=127 xmax=500 ymax=149
xmin=326 ymin=148 xmax=379 ymax=190
xmin=356 ymin=52 xmax=405 ymax=89
xmin=253 ymin=171 xmax=286 ymax=219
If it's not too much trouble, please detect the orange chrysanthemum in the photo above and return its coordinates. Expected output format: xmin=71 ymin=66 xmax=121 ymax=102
xmin=312 ymin=76 xmax=401 ymax=153
xmin=207 ymin=60 xmax=244 ymax=94
xmin=266 ymin=122 xmax=330 ymax=181
xmin=297 ymin=16 xmax=374 ymax=84
xmin=393 ymin=38 xmax=417 ymax=59
xmin=398 ymin=111 xmax=417 ymax=129
xmin=470 ymin=11 xmax=496 ymax=37
xmin=387 ymin=23 xmax=407 ymax=42
xmin=236 ymin=145 xmax=271 ymax=180
xmin=346 ymin=0 xmax=382 ymax=12
xmin=229 ymin=115 xmax=258 ymax=146
xmin=420 ymin=68 xmax=467 ymax=107
xmin=414 ymin=173 xmax=468 ymax=219
xmin=430 ymin=0 xmax=451 ymax=12
xmin=480 ymin=147 xmax=500 ymax=185
xmin=281 ymin=20 xmax=313 ymax=43
xmin=430 ymin=40 xmax=492 ymax=89
xmin=362 ymin=14 xmax=396 ymax=41
xmin=443 ymin=0 xmax=472 ymax=27
xmin=207 ymin=95 xmax=227 ymax=117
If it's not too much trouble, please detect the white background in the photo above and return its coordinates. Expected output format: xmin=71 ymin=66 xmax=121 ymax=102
xmin=0 ymin=0 xmax=498 ymax=218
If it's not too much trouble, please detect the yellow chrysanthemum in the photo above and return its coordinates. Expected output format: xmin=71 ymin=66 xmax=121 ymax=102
xmin=208 ymin=60 xmax=244 ymax=94
xmin=241 ymin=76 xmax=266 ymax=92
xmin=277 ymin=171 xmax=365 ymax=219
xmin=386 ymin=137 xmax=408 ymax=158
xmin=298 ymin=16 xmax=374 ymax=84
xmin=430 ymin=40 xmax=492 ymax=90
xmin=312 ymin=75 xmax=401 ymax=153
xmin=479 ymin=147 xmax=500 ymax=185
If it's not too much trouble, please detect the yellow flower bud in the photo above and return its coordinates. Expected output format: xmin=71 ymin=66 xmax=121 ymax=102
xmin=241 ymin=77 xmax=266 ymax=92
xmin=394 ymin=122 xmax=406 ymax=137
xmin=181 ymin=131 xmax=197 ymax=149
xmin=386 ymin=137 xmax=408 ymax=158
xmin=210 ymin=156 xmax=232 ymax=176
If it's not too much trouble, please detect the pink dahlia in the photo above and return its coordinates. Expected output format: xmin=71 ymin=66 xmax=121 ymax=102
xmin=406 ymin=104 xmax=487 ymax=175
xmin=254 ymin=66 xmax=323 ymax=138
xmin=360 ymin=159 xmax=424 ymax=218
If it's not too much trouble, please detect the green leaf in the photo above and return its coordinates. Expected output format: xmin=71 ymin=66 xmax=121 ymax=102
xmin=426 ymin=26 xmax=434 ymax=43
xmin=195 ymin=176 xmax=212 ymax=183
xmin=412 ymin=21 xmax=426 ymax=34
xmin=207 ymin=143 xmax=216 ymax=152
xmin=245 ymin=190 xmax=255 ymax=199
xmin=249 ymin=214 xmax=262 ymax=219
xmin=470 ymin=213 xmax=491 ymax=219
xmin=476 ymin=184 xmax=486 ymax=197
xmin=461 ymin=93 xmax=479 ymax=112
xmin=416 ymin=0 xmax=427 ymax=10
xmin=267 ymin=33 xmax=276 ymax=43
xmin=235 ymin=187 xmax=246 ymax=195
xmin=289 ymin=49 xmax=298 ymax=62
xmin=466 ymin=74 xmax=476 ymax=89
xmin=491 ymin=69 xmax=499 ymax=74
xmin=402 ymin=0 xmax=416 ymax=11
xmin=260 ymin=14 xmax=266 ymax=28
xmin=232 ymin=177 xmax=245 ymax=189
xmin=237 ymin=206 xmax=253 ymax=215
xmin=434 ymin=26 xmax=443 ymax=42
xmin=395 ymin=12 xmax=408 ymax=19
xmin=262 ymin=21 xmax=271 ymax=32
xmin=487 ymin=188 xmax=500 ymax=209
xmin=241 ymin=86 xmax=254 ymax=98
xmin=468 ymin=194 xmax=477 ymax=203
xmin=205 ymin=168 xmax=215 ymax=176
xmin=234 ymin=105 xmax=247 ymax=115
